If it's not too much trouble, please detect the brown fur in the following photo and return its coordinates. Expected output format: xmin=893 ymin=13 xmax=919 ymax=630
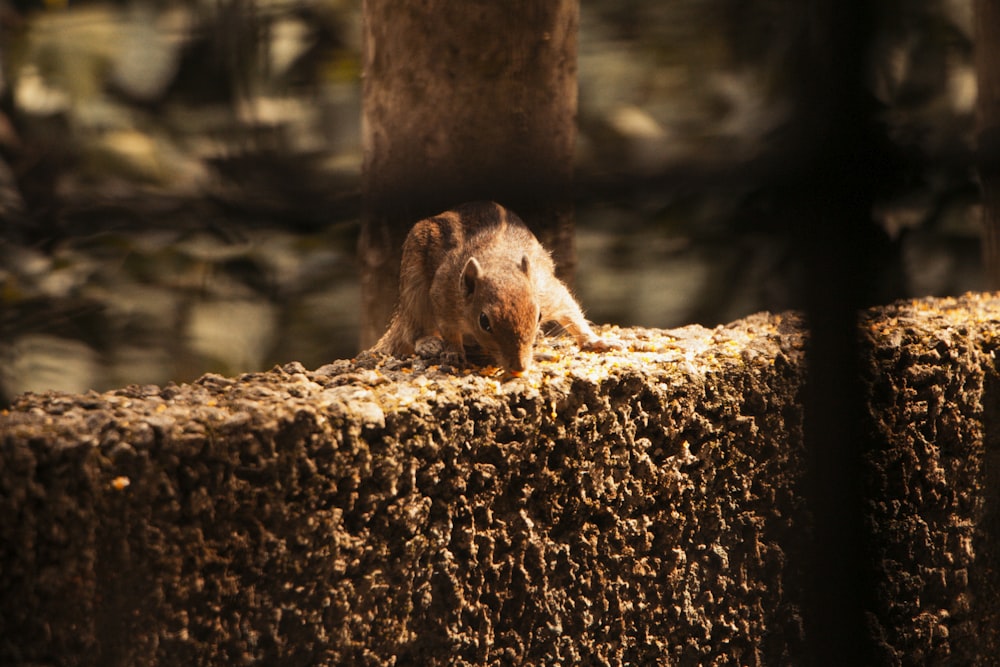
xmin=371 ymin=201 xmax=608 ymax=373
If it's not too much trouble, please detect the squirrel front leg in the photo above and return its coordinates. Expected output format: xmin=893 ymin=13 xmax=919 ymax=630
xmin=432 ymin=322 xmax=468 ymax=366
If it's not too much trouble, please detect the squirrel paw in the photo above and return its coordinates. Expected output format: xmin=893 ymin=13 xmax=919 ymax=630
xmin=581 ymin=336 xmax=621 ymax=352
xmin=414 ymin=336 xmax=447 ymax=359
xmin=416 ymin=336 xmax=466 ymax=367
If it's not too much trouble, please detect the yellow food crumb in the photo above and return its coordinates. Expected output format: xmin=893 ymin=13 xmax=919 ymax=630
xmin=111 ymin=476 xmax=131 ymax=491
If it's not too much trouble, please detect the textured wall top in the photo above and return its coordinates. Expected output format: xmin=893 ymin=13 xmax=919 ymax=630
xmin=2 ymin=294 xmax=1000 ymax=665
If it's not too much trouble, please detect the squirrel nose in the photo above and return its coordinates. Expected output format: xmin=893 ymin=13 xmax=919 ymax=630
xmin=507 ymin=351 xmax=533 ymax=376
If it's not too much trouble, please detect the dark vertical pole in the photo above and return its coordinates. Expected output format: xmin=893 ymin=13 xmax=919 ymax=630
xmin=974 ymin=0 xmax=1000 ymax=655
xmin=785 ymin=1 xmax=879 ymax=664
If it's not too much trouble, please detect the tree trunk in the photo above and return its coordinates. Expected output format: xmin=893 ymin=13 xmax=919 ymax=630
xmin=358 ymin=0 xmax=579 ymax=349
xmin=976 ymin=0 xmax=1000 ymax=289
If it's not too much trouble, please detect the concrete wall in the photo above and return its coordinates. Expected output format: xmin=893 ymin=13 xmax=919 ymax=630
xmin=2 ymin=294 xmax=999 ymax=665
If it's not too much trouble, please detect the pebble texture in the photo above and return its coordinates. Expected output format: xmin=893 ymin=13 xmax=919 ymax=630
xmin=2 ymin=294 xmax=999 ymax=665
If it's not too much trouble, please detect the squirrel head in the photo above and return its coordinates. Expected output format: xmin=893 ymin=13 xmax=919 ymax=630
xmin=461 ymin=254 xmax=539 ymax=375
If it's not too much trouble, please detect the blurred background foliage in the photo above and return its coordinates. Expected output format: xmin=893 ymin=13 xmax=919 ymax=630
xmin=0 ymin=0 xmax=982 ymax=402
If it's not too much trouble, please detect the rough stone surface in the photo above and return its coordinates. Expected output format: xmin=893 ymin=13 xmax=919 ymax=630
xmin=861 ymin=296 xmax=1000 ymax=665
xmin=2 ymin=294 xmax=1000 ymax=665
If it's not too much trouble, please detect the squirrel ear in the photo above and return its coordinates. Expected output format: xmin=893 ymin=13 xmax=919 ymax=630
xmin=462 ymin=257 xmax=482 ymax=296
xmin=520 ymin=254 xmax=530 ymax=275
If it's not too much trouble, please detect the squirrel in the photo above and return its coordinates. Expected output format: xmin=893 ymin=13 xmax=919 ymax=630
xmin=370 ymin=201 xmax=613 ymax=375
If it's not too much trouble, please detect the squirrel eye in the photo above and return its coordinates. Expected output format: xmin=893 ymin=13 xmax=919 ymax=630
xmin=479 ymin=312 xmax=492 ymax=332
